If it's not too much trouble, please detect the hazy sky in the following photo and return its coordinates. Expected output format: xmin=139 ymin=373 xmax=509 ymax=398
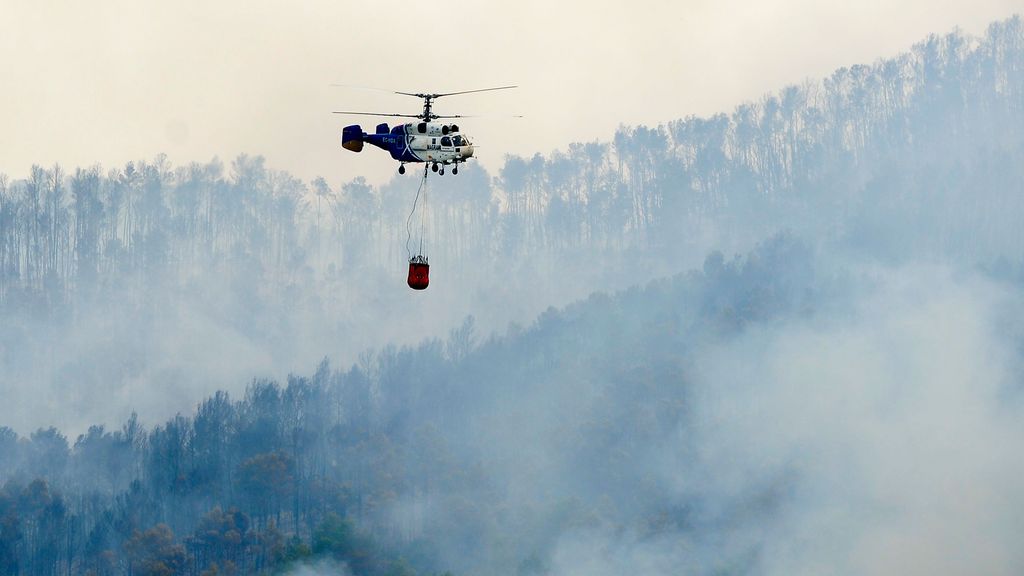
xmin=2 ymin=0 xmax=1022 ymax=184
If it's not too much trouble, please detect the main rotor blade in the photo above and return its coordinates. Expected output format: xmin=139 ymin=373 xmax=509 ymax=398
xmin=438 ymin=114 xmax=524 ymax=118
xmin=332 ymin=111 xmax=422 ymax=118
xmin=393 ymin=85 xmax=518 ymax=99
xmin=435 ymin=85 xmax=518 ymax=98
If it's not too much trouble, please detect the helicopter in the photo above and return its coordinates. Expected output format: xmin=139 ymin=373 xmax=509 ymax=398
xmin=333 ymin=86 xmax=516 ymax=175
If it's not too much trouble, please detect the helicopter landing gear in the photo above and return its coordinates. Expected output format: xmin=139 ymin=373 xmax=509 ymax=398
xmin=398 ymin=164 xmax=406 ymax=175
xmin=452 ymin=165 xmax=459 ymax=175
xmin=439 ymin=165 xmax=445 ymax=175
xmin=431 ymin=162 xmax=439 ymax=173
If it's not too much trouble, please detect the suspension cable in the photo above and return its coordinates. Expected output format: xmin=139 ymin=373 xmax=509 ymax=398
xmin=405 ymin=165 xmax=429 ymax=260
xmin=419 ymin=169 xmax=428 ymax=257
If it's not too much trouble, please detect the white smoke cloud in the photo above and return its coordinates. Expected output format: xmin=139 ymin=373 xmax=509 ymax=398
xmin=543 ymin=264 xmax=1024 ymax=575
xmin=284 ymin=559 xmax=351 ymax=576
xmin=548 ymin=526 xmax=696 ymax=576
xmin=686 ymin=265 xmax=1024 ymax=575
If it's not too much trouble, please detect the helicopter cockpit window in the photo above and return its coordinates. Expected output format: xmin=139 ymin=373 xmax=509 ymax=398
xmin=417 ymin=122 xmax=427 ymax=134
xmin=440 ymin=136 xmax=452 ymax=147
xmin=452 ymin=135 xmax=462 ymax=146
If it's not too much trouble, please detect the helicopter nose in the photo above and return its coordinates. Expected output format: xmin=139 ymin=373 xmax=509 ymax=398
xmin=462 ymin=145 xmax=474 ymax=158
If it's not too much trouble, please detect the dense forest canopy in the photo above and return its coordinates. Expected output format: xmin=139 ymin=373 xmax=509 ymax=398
xmin=2 ymin=16 xmax=1024 ymax=576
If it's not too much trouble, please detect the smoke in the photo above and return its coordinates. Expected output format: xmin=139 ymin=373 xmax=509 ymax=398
xmin=547 ymin=526 xmax=700 ymax=576
xmin=283 ymin=560 xmax=351 ymax=576
xmin=690 ymin=265 xmax=1024 ymax=574
xmin=533 ymin=264 xmax=1024 ymax=575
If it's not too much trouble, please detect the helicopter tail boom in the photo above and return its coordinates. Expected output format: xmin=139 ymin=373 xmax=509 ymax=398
xmin=342 ymin=125 xmax=364 ymax=152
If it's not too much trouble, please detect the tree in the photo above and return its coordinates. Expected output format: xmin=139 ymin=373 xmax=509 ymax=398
xmin=311 ymin=176 xmax=333 ymax=259
xmin=25 ymin=428 xmax=69 ymax=482
xmin=235 ymin=451 xmax=293 ymax=529
xmin=71 ymin=167 xmax=103 ymax=287
xmin=123 ymin=524 xmax=186 ymax=576
xmin=0 ymin=486 xmax=21 ymax=575
xmin=188 ymin=506 xmax=250 ymax=574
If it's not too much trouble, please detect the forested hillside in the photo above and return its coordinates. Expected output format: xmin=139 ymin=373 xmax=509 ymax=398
xmin=3 ymin=15 xmax=1024 ymax=576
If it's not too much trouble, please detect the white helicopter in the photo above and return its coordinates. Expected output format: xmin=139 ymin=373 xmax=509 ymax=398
xmin=334 ymin=86 xmax=516 ymax=175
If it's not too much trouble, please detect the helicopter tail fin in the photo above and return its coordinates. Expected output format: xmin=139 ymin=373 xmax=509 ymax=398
xmin=342 ymin=125 xmax=364 ymax=152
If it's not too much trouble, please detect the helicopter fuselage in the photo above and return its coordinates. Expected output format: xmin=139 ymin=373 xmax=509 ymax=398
xmin=343 ymin=121 xmax=474 ymax=167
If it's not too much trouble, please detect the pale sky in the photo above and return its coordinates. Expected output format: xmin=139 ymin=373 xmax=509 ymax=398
xmin=2 ymin=0 xmax=1022 ymax=184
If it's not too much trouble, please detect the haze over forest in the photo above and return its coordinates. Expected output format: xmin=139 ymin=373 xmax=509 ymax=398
xmin=3 ymin=15 xmax=1024 ymax=576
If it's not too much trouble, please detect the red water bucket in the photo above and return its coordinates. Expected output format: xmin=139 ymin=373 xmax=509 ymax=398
xmin=407 ymin=261 xmax=429 ymax=290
